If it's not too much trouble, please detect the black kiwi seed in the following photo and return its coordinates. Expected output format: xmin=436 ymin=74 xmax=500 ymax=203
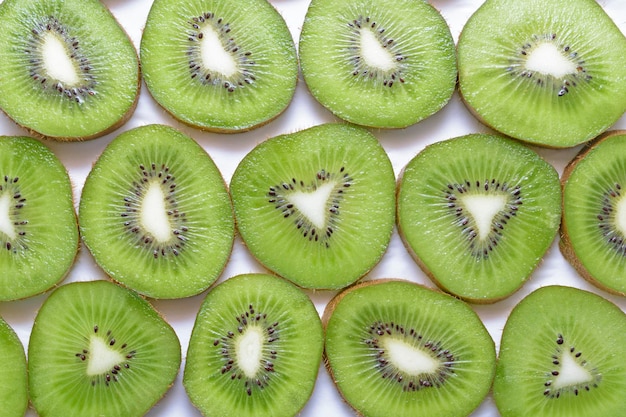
xmin=597 ymin=183 xmax=626 ymax=255
xmin=1 ymin=175 xmax=28 ymax=253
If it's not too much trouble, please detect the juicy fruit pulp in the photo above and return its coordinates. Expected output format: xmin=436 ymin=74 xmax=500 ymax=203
xmin=0 ymin=136 xmax=78 ymax=301
xmin=299 ymin=0 xmax=457 ymax=129
xmin=140 ymin=0 xmax=298 ymax=132
xmin=79 ymin=124 xmax=234 ymax=299
xmin=457 ymin=0 xmax=626 ymax=147
xmin=230 ymin=123 xmax=396 ymax=289
xmin=324 ymin=279 xmax=496 ymax=417
xmin=184 ymin=274 xmax=323 ymax=417
xmin=28 ymin=280 xmax=181 ymax=417
xmin=0 ymin=316 xmax=28 ymax=417
xmin=397 ymin=134 xmax=561 ymax=302
xmin=0 ymin=0 xmax=139 ymax=140
xmin=495 ymin=285 xmax=626 ymax=417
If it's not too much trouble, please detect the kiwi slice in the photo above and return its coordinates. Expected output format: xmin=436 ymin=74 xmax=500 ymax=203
xmin=184 ymin=273 xmax=323 ymax=417
xmin=28 ymin=280 xmax=181 ymax=417
xmin=495 ymin=285 xmax=626 ymax=417
xmin=230 ymin=123 xmax=396 ymax=289
xmin=560 ymin=130 xmax=626 ymax=295
xmin=0 ymin=0 xmax=139 ymax=140
xmin=323 ymin=279 xmax=495 ymax=417
xmin=298 ymin=0 xmax=457 ymax=129
xmin=396 ymin=133 xmax=561 ymax=302
xmin=457 ymin=0 xmax=626 ymax=148
xmin=79 ymin=124 xmax=234 ymax=299
xmin=140 ymin=0 xmax=298 ymax=132
xmin=0 ymin=316 xmax=28 ymax=417
xmin=0 ymin=136 xmax=78 ymax=301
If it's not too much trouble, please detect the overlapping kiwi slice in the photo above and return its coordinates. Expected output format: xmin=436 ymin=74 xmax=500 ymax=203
xmin=457 ymin=0 xmax=626 ymax=148
xmin=140 ymin=0 xmax=298 ymax=132
xmin=184 ymin=273 xmax=323 ymax=417
xmin=561 ymin=130 xmax=626 ymax=295
xmin=397 ymin=133 xmax=561 ymax=302
xmin=0 ymin=316 xmax=28 ymax=417
xmin=323 ymin=279 xmax=495 ymax=417
xmin=28 ymin=280 xmax=181 ymax=417
xmin=0 ymin=136 xmax=78 ymax=301
xmin=0 ymin=0 xmax=139 ymax=140
xmin=495 ymin=285 xmax=626 ymax=416
xmin=230 ymin=123 xmax=396 ymax=289
xmin=299 ymin=0 xmax=457 ymax=129
xmin=79 ymin=124 xmax=234 ymax=299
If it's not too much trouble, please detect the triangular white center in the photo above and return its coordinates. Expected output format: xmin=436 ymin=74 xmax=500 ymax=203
xmin=360 ymin=28 xmax=395 ymax=71
xmin=287 ymin=182 xmax=335 ymax=229
xmin=0 ymin=194 xmax=16 ymax=239
xmin=462 ymin=195 xmax=507 ymax=240
xmin=200 ymin=24 xmax=237 ymax=77
xmin=140 ymin=181 xmax=172 ymax=243
xmin=525 ymin=42 xmax=577 ymax=79
xmin=86 ymin=336 xmax=125 ymax=376
xmin=42 ymin=32 xmax=80 ymax=85
xmin=236 ymin=327 xmax=264 ymax=378
xmin=552 ymin=350 xmax=593 ymax=389
xmin=383 ymin=338 xmax=439 ymax=376
xmin=615 ymin=196 xmax=626 ymax=235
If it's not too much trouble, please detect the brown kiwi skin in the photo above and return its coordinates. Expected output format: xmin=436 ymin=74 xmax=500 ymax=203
xmin=559 ymin=130 xmax=626 ymax=297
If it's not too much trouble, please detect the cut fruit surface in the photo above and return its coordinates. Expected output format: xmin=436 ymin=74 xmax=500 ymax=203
xmin=323 ymin=279 xmax=496 ymax=417
xmin=397 ymin=133 xmax=561 ymax=302
xmin=140 ymin=0 xmax=298 ymax=132
xmin=230 ymin=123 xmax=396 ymax=289
xmin=184 ymin=273 xmax=323 ymax=417
xmin=0 ymin=316 xmax=28 ymax=417
xmin=299 ymin=0 xmax=457 ymax=129
xmin=0 ymin=0 xmax=139 ymax=140
xmin=495 ymin=285 xmax=626 ymax=417
xmin=79 ymin=124 xmax=234 ymax=299
xmin=457 ymin=0 xmax=626 ymax=147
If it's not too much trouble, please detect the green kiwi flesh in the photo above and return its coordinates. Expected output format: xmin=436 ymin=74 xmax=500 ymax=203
xmin=0 ymin=0 xmax=139 ymax=140
xmin=79 ymin=124 xmax=234 ymax=299
xmin=184 ymin=273 xmax=323 ymax=417
xmin=397 ymin=133 xmax=561 ymax=302
xmin=0 ymin=316 xmax=28 ymax=417
xmin=457 ymin=0 xmax=626 ymax=148
xmin=230 ymin=123 xmax=396 ymax=289
xmin=560 ymin=130 xmax=626 ymax=295
xmin=0 ymin=136 xmax=78 ymax=301
xmin=323 ymin=279 xmax=496 ymax=417
xmin=495 ymin=285 xmax=626 ymax=417
xmin=299 ymin=0 xmax=457 ymax=129
xmin=28 ymin=280 xmax=181 ymax=417
xmin=140 ymin=0 xmax=298 ymax=132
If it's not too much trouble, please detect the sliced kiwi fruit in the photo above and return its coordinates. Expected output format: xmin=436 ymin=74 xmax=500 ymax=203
xmin=495 ymin=285 xmax=626 ymax=417
xmin=140 ymin=0 xmax=298 ymax=133
xmin=323 ymin=279 xmax=495 ymax=417
xmin=397 ymin=133 xmax=561 ymax=302
xmin=457 ymin=0 xmax=626 ymax=148
xmin=79 ymin=124 xmax=234 ymax=299
xmin=28 ymin=280 xmax=181 ymax=417
xmin=230 ymin=123 xmax=396 ymax=289
xmin=0 ymin=0 xmax=139 ymax=140
xmin=298 ymin=0 xmax=457 ymax=129
xmin=0 ymin=136 xmax=78 ymax=301
xmin=0 ymin=316 xmax=28 ymax=417
xmin=184 ymin=273 xmax=323 ymax=417
xmin=560 ymin=130 xmax=626 ymax=295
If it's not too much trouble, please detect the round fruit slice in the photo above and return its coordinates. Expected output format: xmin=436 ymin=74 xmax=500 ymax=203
xmin=397 ymin=133 xmax=561 ymax=302
xmin=561 ymin=130 xmax=626 ymax=295
xmin=0 ymin=136 xmax=78 ymax=301
xmin=495 ymin=285 xmax=626 ymax=417
xmin=0 ymin=316 xmax=28 ymax=417
xmin=230 ymin=123 xmax=396 ymax=289
xmin=0 ymin=0 xmax=139 ymax=140
xmin=140 ymin=0 xmax=298 ymax=132
xmin=79 ymin=124 xmax=234 ymax=299
xmin=184 ymin=273 xmax=323 ymax=417
xmin=457 ymin=0 xmax=626 ymax=147
xmin=299 ymin=0 xmax=456 ymax=129
xmin=324 ymin=279 xmax=495 ymax=417
xmin=28 ymin=280 xmax=181 ymax=417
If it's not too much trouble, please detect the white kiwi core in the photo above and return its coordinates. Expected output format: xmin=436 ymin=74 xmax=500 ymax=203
xmin=236 ymin=327 xmax=264 ymax=378
xmin=462 ymin=194 xmax=507 ymax=240
xmin=382 ymin=337 xmax=439 ymax=375
xmin=360 ymin=28 xmax=395 ymax=72
xmin=0 ymin=194 xmax=16 ymax=239
xmin=288 ymin=182 xmax=335 ymax=229
xmin=140 ymin=181 xmax=172 ymax=243
xmin=86 ymin=336 xmax=125 ymax=376
xmin=552 ymin=350 xmax=593 ymax=389
xmin=200 ymin=25 xmax=237 ymax=77
xmin=42 ymin=32 xmax=80 ymax=85
xmin=615 ymin=196 xmax=626 ymax=235
xmin=525 ymin=42 xmax=577 ymax=79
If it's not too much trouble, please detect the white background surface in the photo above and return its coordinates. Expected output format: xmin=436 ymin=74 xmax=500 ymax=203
xmin=2 ymin=0 xmax=626 ymax=416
